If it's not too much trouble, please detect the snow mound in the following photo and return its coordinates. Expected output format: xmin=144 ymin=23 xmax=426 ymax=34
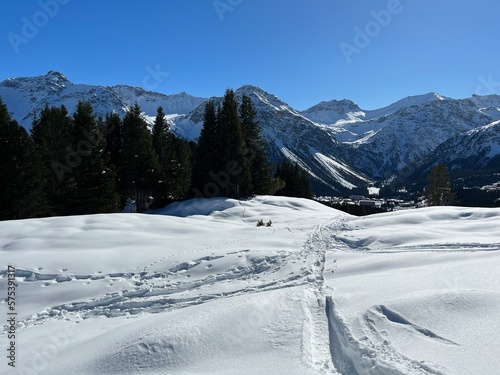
xmin=149 ymin=195 xmax=341 ymax=221
xmin=335 ymin=206 xmax=500 ymax=251
xmin=1 ymin=197 xmax=499 ymax=374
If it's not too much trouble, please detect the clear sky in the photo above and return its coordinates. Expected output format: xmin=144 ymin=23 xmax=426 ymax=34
xmin=1 ymin=0 xmax=500 ymax=110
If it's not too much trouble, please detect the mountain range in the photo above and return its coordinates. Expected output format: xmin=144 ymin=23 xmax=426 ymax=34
xmin=1 ymin=71 xmax=499 ymax=194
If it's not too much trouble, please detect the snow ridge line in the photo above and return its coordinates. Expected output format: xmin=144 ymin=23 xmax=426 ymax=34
xmin=325 ymin=297 xmax=361 ymax=375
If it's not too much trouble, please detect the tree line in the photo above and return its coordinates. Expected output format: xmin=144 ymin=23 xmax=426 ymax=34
xmin=0 ymin=89 xmax=313 ymax=221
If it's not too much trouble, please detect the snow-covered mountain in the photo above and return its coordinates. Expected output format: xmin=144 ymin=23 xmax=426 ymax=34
xmin=411 ymin=119 xmax=500 ymax=177
xmin=301 ymin=99 xmax=362 ymax=125
xmin=344 ymin=98 xmax=496 ymax=178
xmin=303 ymin=94 xmax=499 ymax=179
xmin=2 ymin=71 xmax=500 ymax=193
xmin=441 ymin=119 xmax=500 ymax=168
xmin=172 ymin=85 xmax=372 ymax=193
xmin=174 ymin=87 xmax=500 ymax=190
xmin=0 ymin=71 xmax=206 ymax=129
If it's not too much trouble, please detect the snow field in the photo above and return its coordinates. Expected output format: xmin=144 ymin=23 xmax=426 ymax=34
xmin=1 ymin=197 xmax=500 ymax=374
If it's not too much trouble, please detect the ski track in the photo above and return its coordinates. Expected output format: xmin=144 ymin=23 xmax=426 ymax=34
xmin=0 ymin=212 xmax=353 ymax=374
xmin=0 ymin=214 xmax=335 ymax=336
xmin=0 ymin=211 xmax=463 ymax=375
xmin=314 ymin=219 xmax=454 ymax=375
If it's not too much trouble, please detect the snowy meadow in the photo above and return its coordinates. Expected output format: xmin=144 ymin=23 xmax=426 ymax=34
xmin=1 ymin=196 xmax=499 ymax=374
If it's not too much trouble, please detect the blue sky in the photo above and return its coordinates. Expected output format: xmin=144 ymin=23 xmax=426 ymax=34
xmin=1 ymin=0 xmax=500 ymax=110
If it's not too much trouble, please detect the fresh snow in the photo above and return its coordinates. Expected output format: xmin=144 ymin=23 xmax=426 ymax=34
xmin=1 ymin=197 xmax=500 ymax=374
xmin=311 ymin=150 xmax=370 ymax=190
xmin=0 ymin=72 xmax=207 ymax=130
xmin=0 ymin=197 xmax=337 ymax=374
xmin=323 ymin=207 xmax=500 ymax=375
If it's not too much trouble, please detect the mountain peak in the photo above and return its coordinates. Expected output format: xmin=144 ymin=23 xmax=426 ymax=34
xmin=45 ymin=70 xmax=68 ymax=82
xmin=303 ymin=99 xmax=361 ymax=114
xmin=390 ymin=92 xmax=448 ymax=108
xmin=235 ymin=85 xmax=297 ymax=114
xmin=236 ymin=84 xmax=269 ymax=97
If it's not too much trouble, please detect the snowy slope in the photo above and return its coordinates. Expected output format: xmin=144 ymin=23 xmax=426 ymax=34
xmin=110 ymin=85 xmax=206 ymax=116
xmin=322 ymin=207 xmax=500 ymax=375
xmin=301 ymin=93 xmax=446 ymax=127
xmin=406 ymin=119 xmax=500 ymax=179
xmin=1 ymin=197 xmax=500 ymax=374
xmin=441 ymin=119 xmax=500 ymax=164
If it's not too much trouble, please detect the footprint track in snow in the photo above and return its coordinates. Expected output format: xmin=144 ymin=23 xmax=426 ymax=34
xmin=1 ymin=215 xmax=337 ymax=333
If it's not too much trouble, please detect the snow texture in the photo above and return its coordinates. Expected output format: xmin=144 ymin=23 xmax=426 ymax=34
xmin=1 ymin=197 xmax=500 ymax=374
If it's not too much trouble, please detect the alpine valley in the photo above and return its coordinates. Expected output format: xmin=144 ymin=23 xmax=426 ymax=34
xmin=2 ymin=71 xmax=499 ymax=194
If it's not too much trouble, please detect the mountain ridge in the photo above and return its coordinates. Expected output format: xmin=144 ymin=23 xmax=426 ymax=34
xmin=2 ymin=71 xmax=500 ymax=194
xmin=0 ymin=71 xmax=207 ymax=129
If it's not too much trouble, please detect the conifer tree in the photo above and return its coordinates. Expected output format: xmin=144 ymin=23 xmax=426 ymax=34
xmin=239 ymin=95 xmax=272 ymax=195
xmin=121 ymin=103 xmax=161 ymax=212
xmin=31 ymin=104 xmax=77 ymax=215
xmin=151 ymin=106 xmax=172 ymax=206
xmin=426 ymin=163 xmax=455 ymax=206
xmin=192 ymin=100 xmax=219 ymax=197
xmin=168 ymin=136 xmax=194 ymax=199
xmin=0 ymin=98 xmax=47 ymax=220
xmin=275 ymin=159 xmax=313 ymax=199
xmin=71 ymin=101 xmax=120 ymax=214
xmin=217 ymin=89 xmax=249 ymax=197
xmin=152 ymin=106 xmax=171 ymax=166
xmin=104 ymin=112 xmax=123 ymax=170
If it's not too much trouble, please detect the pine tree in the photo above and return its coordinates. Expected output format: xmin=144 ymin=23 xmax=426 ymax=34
xmin=121 ymin=103 xmax=161 ymax=212
xmin=151 ymin=106 xmax=172 ymax=206
xmin=299 ymin=166 xmax=313 ymax=199
xmin=275 ymin=159 xmax=313 ymax=199
xmin=152 ymin=106 xmax=170 ymax=165
xmin=192 ymin=100 xmax=220 ymax=197
xmin=239 ymin=95 xmax=272 ymax=195
xmin=71 ymin=101 xmax=120 ymax=214
xmin=169 ymin=136 xmax=194 ymax=199
xmin=217 ymin=89 xmax=249 ymax=197
xmin=31 ymin=104 xmax=77 ymax=215
xmin=426 ymin=163 xmax=455 ymax=206
xmin=103 ymin=112 xmax=123 ymax=170
xmin=0 ymin=98 xmax=47 ymax=220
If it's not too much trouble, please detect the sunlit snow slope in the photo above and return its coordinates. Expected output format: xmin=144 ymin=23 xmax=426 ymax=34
xmin=1 ymin=197 xmax=499 ymax=374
